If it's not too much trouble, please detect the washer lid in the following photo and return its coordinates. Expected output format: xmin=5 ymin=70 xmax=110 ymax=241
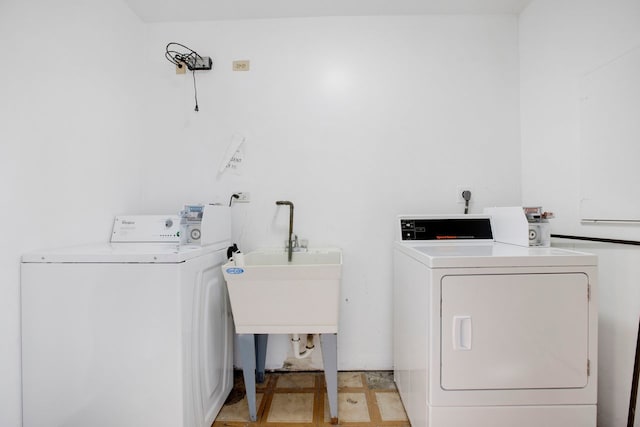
xmin=21 ymin=242 xmax=223 ymax=264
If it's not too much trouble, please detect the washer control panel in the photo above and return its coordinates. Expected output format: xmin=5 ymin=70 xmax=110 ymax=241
xmin=111 ymin=215 xmax=181 ymax=243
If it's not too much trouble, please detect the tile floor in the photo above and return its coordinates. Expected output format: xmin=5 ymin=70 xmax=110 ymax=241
xmin=213 ymin=371 xmax=410 ymax=427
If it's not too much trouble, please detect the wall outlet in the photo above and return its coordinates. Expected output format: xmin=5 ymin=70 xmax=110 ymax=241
xmin=176 ymin=62 xmax=186 ymax=74
xmin=456 ymin=186 xmax=473 ymax=204
xmin=236 ymin=192 xmax=251 ymax=202
xmin=233 ymin=60 xmax=250 ymax=71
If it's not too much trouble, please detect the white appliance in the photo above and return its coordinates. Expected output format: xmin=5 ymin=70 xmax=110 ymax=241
xmin=393 ymin=215 xmax=597 ymax=427
xmin=21 ymin=209 xmax=233 ymax=427
xmin=485 ymin=206 xmax=553 ymax=247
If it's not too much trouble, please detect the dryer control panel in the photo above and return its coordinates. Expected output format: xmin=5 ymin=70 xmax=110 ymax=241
xmin=399 ymin=215 xmax=493 ymax=241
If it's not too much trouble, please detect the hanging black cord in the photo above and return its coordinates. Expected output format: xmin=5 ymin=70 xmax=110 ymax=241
xmin=166 ymin=42 xmax=195 ymax=54
xmin=165 ymin=42 xmax=206 ymax=70
xmin=165 ymin=42 xmax=210 ymax=112
xmin=192 ymin=70 xmax=199 ymax=112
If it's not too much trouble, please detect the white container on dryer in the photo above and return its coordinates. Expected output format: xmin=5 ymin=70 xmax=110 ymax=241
xmin=393 ymin=215 xmax=598 ymax=427
xmin=21 ymin=211 xmax=233 ymax=427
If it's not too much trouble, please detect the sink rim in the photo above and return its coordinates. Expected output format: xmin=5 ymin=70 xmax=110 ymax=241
xmin=237 ymin=247 xmax=342 ymax=267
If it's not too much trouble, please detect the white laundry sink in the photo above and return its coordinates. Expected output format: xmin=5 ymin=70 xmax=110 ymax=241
xmin=222 ymin=248 xmax=342 ymax=334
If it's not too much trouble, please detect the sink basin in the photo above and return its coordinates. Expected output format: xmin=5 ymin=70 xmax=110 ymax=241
xmin=222 ymin=248 xmax=342 ymax=334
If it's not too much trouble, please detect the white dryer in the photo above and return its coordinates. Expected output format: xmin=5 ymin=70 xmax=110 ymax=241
xmin=393 ymin=215 xmax=597 ymax=427
xmin=21 ymin=211 xmax=233 ymax=427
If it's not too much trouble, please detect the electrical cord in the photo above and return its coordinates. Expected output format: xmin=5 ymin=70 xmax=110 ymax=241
xmin=165 ymin=42 xmax=204 ymax=70
xmin=192 ymin=70 xmax=199 ymax=112
xmin=165 ymin=42 xmax=208 ymax=112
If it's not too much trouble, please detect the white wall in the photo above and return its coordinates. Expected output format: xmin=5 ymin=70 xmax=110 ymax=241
xmin=1 ymin=7 xmax=521 ymax=425
xmin=0 ymin=1 xmax=148 ymax=425
xmin=143 ymin=15 xmax=521 ymax=369
xmin=520 ymin=1 xmax=640 ymax=426
xmin=520 ymin=0 xmax=640 ymax=240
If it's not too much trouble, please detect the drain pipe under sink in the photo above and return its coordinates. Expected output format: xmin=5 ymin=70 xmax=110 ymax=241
xmin=291 ymin=334 xmax=315 ymax=359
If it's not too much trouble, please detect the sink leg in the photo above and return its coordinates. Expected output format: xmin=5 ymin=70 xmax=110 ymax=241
xmin=321 ymin=333 xmax=339 ymax=424
xmin=255 ymin=334 xmax=268 ymax=383
xmin=238 ymin=333 xmax=258 ymax=422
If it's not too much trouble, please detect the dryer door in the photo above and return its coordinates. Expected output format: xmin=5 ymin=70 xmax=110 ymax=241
xmin=441 ymin=273 xmax=590 ymax=390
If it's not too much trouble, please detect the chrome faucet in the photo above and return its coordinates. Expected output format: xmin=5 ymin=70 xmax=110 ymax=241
xmin=275 ymin=200 xmax=294 ymax=262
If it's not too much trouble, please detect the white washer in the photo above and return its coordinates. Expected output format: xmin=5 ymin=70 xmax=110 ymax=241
xmin=393 ymin=215 xmax=597 ymax=427
xmin=21 ymin=213 xmax=233 ymax=427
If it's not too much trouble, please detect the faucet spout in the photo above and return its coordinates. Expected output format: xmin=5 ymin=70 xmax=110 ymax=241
xmin=275 ymin=200 xmax=294 ymax=262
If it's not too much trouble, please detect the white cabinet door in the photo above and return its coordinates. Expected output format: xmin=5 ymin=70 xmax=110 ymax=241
xmin=441 ymin=273 xmax=590 ymax=390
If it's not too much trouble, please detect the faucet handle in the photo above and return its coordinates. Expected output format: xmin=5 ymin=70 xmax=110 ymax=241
xmin=284 ymin=236 xmax=308 ymax=251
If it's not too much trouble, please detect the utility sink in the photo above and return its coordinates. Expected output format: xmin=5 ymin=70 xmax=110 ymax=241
xmin=222 ymin=248 xmax=342 ymax=334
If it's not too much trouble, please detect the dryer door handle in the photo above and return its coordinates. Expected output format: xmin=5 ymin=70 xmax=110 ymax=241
xmin=452 ymin=315 xmax=472 ymax=351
